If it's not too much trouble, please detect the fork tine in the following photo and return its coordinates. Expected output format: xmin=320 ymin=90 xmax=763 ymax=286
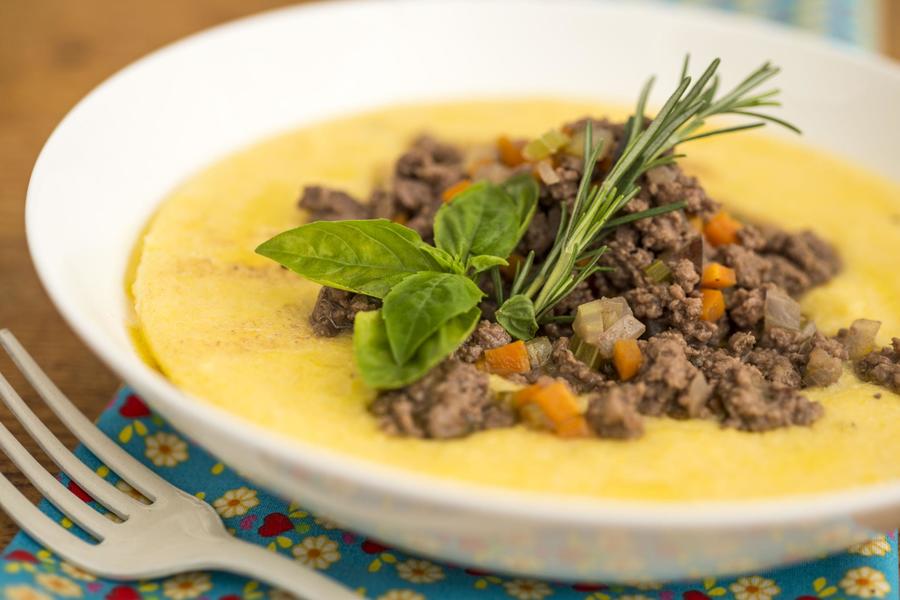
xmin=0 ymin=330 xmax=170 ymax=500
xmin=0 ymin=362 xmax=137 ymax=518
xmin=0 ymin=467 xmax=96 ymax=560
xmin=0 ymin=382 xmax=111 ymax=539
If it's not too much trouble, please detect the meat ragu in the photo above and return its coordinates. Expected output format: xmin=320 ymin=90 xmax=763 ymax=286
xmin=256 ymin=59 xmax=899 ymax=441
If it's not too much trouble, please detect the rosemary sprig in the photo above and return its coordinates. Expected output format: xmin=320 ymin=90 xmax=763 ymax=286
xmin=511 ymin=56 xmax=798 ymax=322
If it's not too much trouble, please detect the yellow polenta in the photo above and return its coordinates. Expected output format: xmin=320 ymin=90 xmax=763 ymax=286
xmin=131 ymin=100 xmax=900 ymax=501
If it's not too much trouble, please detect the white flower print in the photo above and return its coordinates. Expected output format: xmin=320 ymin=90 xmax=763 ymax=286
xmin=144 ymin=432 xmax=188 ymax=467
xmin=162 ymin=572 xmax=213 ymax=600
xmin=34 ymin=573 xmax=82 ymax=598
xmin=848 ymin=535 xmax=892 ymax=557
xmin=504 ymin=579 xmax=553 ymax=600
xmin=292 ymin=535 xmax=341 ymax=569
xmin=396 ymin=559 xmax=445 ymax=584
xmin=212 ymin=486 xmax=260 ymax=518
xmin=377 ymin=591 xmax=425 ymax=600
xmin=115 ymin=480 xmax=152 ymax=504
xmin=60 ymin=562 xmax=96 ymax=581
xmin=730 ymin=576 xmax=781 ymax=600
xmin=4 ymin=585 xmax=53 ymax=600
xmin=840 ymin=567 xmax=891 ymax=598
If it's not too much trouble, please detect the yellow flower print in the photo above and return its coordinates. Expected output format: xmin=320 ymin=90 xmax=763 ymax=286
xmin=34 ymin=573 xmax=82 ymax=598
xmin=212 ymin=486 xmax=260 ymax=518
xmin=730 ymin=576 xmax=781 ymax=600
xmin=59 ymin=562 xmax=96 ymax=582
xmin=620 ymin=595 xmax=655 ymax=600
xmin=503 ymin=579 xmax=553 ymax=600
xmin=377 ymin=591 xmax=425 ymax=600
xmin=396 ymin=559 xmax=445 ymax=583
xmin=4 ymin=584 xmax=53 ymax=600
xmin=162 ymin=572 xmax=213 ymax=600
xmin=848 ymin=536 xmax=892 ymax=557
xmin=840 ymin=567 xmax=891 ymax=598
xmin=268 ymin=590 xmax=297 ymax=600
xmin=144 ymin=432 xmax=188 ymax=467
xmin=292 ymin=535 xmax=341 ymax=569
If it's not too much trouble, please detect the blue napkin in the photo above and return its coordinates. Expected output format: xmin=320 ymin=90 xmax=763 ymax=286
xmin=1 ymin=388 xmax=897 ymax=599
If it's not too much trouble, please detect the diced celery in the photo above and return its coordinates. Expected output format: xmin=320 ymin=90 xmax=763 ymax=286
xmin=573 ymin=299 xmax=607 ymax=341
xmin=570 ymin=333 xmax=603 ymax=370
xmin=522 ymin=138 xmax=551 ymax=161
xmin=643 ymin=259 xmax=672 ymax=283
xmin=541 ymin=129 xmax=570 ymax=152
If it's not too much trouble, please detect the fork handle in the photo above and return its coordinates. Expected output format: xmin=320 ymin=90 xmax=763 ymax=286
xmin=200 ymin=535 xmax=359 ymax=600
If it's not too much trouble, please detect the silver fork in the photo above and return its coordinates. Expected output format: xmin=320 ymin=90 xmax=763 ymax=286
xmin=0 ymin=330 xmax=357 ymax=600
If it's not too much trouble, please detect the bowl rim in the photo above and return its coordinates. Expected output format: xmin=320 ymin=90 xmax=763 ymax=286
xmin=25 ymin=0 xmax=900 ymax=529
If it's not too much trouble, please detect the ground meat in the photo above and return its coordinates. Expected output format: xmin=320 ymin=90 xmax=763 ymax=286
xmin=308 ymin=287 xmax=380 ymax=337
xmin=586 ymin=384 xmax=645 ymax=439
xmin=370 ymin=360 xmax=514 ymax=438
xmin=391 ymin=136 xmax=466 ymax=240
xmin=455 ymin=320 xmax=512 ymax=363
xmin=634 ymin=333 xmax=702 ymax=417
xmin=295 ymin=122 xmax=862 ymax=440
xmin=298 ymin=186 xmax=370 ymax=221
xmin=855 ymin=338 xmax=900 ymax=394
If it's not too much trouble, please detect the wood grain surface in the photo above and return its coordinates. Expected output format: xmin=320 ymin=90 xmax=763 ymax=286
xmin=0 ymin=0 xmax=897 ymax=551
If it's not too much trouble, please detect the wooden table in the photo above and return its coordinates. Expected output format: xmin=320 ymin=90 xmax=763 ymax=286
xmin=0 ymin=0 xmax=897 ymax=550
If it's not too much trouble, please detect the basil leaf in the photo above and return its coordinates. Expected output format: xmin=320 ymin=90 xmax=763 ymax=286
xmin=467 ymin=254 xmax=508 ymax=274
xmin=433 ymin=181 xmax=519 ymax=263
xmin=502 ymin=173 xmax=540 ymax=239
xmin=496 ymin=294 xmax=538 ymax=340
xmin=382 ymin=272 xmax=483 ymax=365
xmin=256 ymin=219 xmax=442 ymax=298
xmin=354 ymin=307 xmax=480 ymax=389
xmin=420 ymin=245 xmax=465 ymax=275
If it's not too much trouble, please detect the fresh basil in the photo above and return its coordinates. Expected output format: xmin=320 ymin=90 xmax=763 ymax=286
xmin=502 ymin=173 xmax=540 ymax=239
xmin=255 ymin=219 xmax=441 ymax=298
xmin=354 ymin=308 xmax=480 ymax=389
xmin=467 ymin=254 xmax=508 ymax=274
xmin=495 ymin=294 xmax=538 ymax=340
xmin=382 ymin=272 xmax=483 ymax=365
xmin=433 ymin=181 xmax=520 ymax=264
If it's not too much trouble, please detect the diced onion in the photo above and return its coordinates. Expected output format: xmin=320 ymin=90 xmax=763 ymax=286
xmin=764 ymin=288 xmax=801 ymax=332
xmin=525 ymin=337 xmax=553 ymax=368
xmin=535 ymin=160 xmax=560 ymax=185
xmin=683 ymin=372 xmax=711 ymax=416
xmin=646 ymin=165 xmax=677 ymax=185
xmin=596 ymin=315 xmax=646 ymax=359
xmin=565 ymin=125 xmax=613 ymax=159
xmin=804 ymin=347 xmax=843 ymax=387
xmin=844 ymin=318 xmax=881 ymax=361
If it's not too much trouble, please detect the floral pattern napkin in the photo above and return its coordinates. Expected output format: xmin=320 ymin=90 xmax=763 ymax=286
xmin=1 ymin=388 xmax=898 ymax=600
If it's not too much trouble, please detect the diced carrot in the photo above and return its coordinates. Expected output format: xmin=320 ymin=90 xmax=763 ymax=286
xmin=556 ymin=415 xmax=591 ymax=438
xmin=688 ymin=216 xmax=704 ymax=233
xmin=699 ymin=288 xmax=726 ymax=321
xmin=500 ymin=253 xmax=525 ymax=281
xmin=497 ymin=136 xmax=526 ymax=167
xmin=701 ymin=262 xmax=737 ymax=289
xmin=513 ymin=380 xmax=584 ymax=431
xmin=613 ymin=339 xmax=643 ymax=381
xmin=441 ymin=179 xmax=472 ymax=203
xmin=483 ymin=340 xmax=531 ymax=375
xmin=704 ymin=211 xmax=743 ymax=246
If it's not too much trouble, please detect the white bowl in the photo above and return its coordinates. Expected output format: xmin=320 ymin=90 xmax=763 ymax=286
xmin=26 ymin=0 xmax=900 ymax=581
